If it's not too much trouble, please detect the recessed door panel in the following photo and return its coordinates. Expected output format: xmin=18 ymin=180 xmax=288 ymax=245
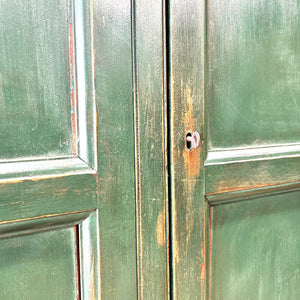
xmin=0 ymin=0 xmax=73 ymax=159
xmin=211 ymin=191 xmax=300 ymax=300
xmin=0 ymin=227 xmax=78 ymax=300
xmin=207 ymin=0 xmax=300 ymax=149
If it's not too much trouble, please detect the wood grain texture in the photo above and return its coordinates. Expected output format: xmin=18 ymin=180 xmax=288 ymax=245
xmin=94 ymin=0 xmax=138 ymax=298
xmin=169 ymin=0 xmax=206 ymax=298
xmin=0 ymin=157 xmax=94 ymax=181
xmin=134 ymin=0 xmax=169 ymax=298
xmin=79 ymin=212 xmax=101 ymax=299
xmin=0 ymin=0 xmax=100 ymax=298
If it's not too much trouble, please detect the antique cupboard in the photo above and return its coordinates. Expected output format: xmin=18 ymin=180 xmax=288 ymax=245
xmin=0 ymin=0 xmax=299 ymax=299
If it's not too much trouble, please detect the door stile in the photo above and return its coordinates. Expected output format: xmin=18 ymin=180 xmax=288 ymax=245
xmin=168 ymin=0 xmax=206 ymax=298
xmin=132 ymin=0 xmax=170 ymax=298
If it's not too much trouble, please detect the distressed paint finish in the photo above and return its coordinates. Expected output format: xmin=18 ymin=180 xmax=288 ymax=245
xmin=170 ymin=0 xmax=300 ymax=299
xmin=93 ymin=0 xmax=138 ymax=298
xmin=0 ymin=0 xmax=73 ymax=159
xmin=0 ymin=0 xmax=100 ymax=298
xmin=207 ymin=0 xmax=300 ymax=149
xmin=94 ymin=0 xmax=169 ymax=297
xmin=0 ymin=212 xmax=99 ymax=299
xmin=0 ymin=174 xmax=97 ymax=223
xmin=73 ymin=0 xmax=97 ymax=168
xmin=134 ymin=0 xmax=169 ymax=298
xmin=204 ymin=1 xmax=300 ymax=299
xmin=169 ymin=0 xmax=205 ymax=298
xmin=205 ymin=154 xmax=300 ymax=197
xmin=1 ymin=0 xmax=170 ymax=297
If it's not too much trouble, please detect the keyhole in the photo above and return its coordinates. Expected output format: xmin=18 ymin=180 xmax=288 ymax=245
xmin=186 ymin=131 xmax=200 ymax=150
xmin=186 ymin=132 xmax=193 ymax=150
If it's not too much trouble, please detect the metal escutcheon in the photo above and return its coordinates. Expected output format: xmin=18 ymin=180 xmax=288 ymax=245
xmin=186 ymin=131 xmax=200 ymax=150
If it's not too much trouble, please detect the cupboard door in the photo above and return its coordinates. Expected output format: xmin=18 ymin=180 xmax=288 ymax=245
xmin=169 ymin=0 xmax=300 ymax=299
xmin=1 ymin=0 xmax=169 ymax=298
xmin=0 ymin=0 xmax=99 ymax=298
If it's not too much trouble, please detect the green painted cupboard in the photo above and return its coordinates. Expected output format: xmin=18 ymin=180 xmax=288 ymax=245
xmin=0 ymin=0 xmax=299 ymax=299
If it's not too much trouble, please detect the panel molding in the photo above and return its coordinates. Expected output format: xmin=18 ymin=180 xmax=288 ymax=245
xmin=206 ymin=181 xmax=300 ymax=205
xmin=205 ymin=143 xmax=300 ymax=165
xmin=205 ymin=155 xmax=300 ymax=197
xmin=0 ymin=210 xmax=100 ymax=300
xmin=73 ymin=0 xmax=97 ymax=169
xmin=0 ymin=157 xmax=95 ymax=183
xmin=0 ymin=210 xmax=91 ymax=238
xmin=206 ymin=191 xmax=300 ymax=300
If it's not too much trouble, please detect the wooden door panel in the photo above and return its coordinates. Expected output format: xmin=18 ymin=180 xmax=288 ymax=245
xmin=0 ymin=0 xmax=99 ymax=298
xmin=0 ymin=0 xmax=170 ymax=297
xmin=211 ymin=191 xmax=300 ymax=300
xmin=206 ymin=1 xmax=300 ymax=299
xmin=0 ymin=227 xmax=78 ymax=300
xmin=207 ymin=0 xmax=300 ymax=149
xmin=0 ymin=211 xmax=99 ymax=299
xmin=0 ymin=0 xmax=73 ymax=159
xmin=170 ymin=0 xmax=300 ymax=299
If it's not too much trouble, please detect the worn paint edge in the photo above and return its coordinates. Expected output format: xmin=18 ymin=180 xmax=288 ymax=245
xmin=205 ymin=143 xmax=300 ymax=166
xmin=167 ymin=1 xmax=177 ymax=297
xmin=162 ymin=0 xmax=170 ymax=298
xmin=0 ymin=210 xmax=94 ymax=235
xmin=206 ymin=181 xmax=300 ymax=205
xmin=131 ymin=0 xmax=143 ymax=298
xmin=0 ymin=157 xmax=95 ymax=184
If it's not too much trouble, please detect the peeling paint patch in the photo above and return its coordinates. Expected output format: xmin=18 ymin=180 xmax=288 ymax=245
xmin=156 ymin=207 xmax=165 ymax=247
xmin=183 ymin=149 xmax=201 ymax=178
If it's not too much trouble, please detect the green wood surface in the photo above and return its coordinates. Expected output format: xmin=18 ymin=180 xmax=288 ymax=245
xmin=211 ymin=192 xmax=300 ymax=300
xmin=204 ymin=1 xmax=300 ymax=299
xmin=0 ymin=227 xmax=78 ymax=300
xmin=94 ymin=0 xmax=170 ymax=297
xmin=3 ymin=0 xmax=300 ymax=298
xmin=74 ymin=0 xmax=97 ymax=168
xmin=205 ymin=155 xmax=300 ymax=197
xmin=0 ymin=0 xmax=73 ymax=159
xmin=170 ymin=0 xmax=300 ymax=299
xmin=1 ymin=0 xmax=170 ymax=297
xmin=0 ymin=173 xmax=97 ymax=223
xmin=207 ymin=0 xmax=300 ymax=149
xmin=0 ymin=0 xmax=100 ymax=298
xmin=134 ymin=0 xmax=169 ymax=298
xmin=94 ymin=1 xmax=138 ymax=298
xmin=169 ymin=0 xmax=206 ymax=298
